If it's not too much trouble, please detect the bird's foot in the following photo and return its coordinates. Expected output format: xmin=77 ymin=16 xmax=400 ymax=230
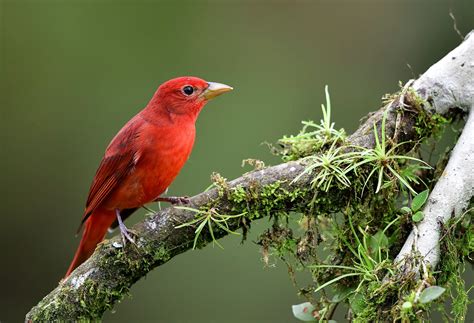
xmin=119 ymin=224 xmax=137 ymax=246
xmin=116 ymin=209 xmax=137 ymax=246
xmin=154 ymin=196 xmax=190 ymax=205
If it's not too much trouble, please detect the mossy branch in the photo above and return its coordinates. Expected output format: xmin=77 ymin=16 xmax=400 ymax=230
xmin=26 ymin=31 xmax=473 ymax=321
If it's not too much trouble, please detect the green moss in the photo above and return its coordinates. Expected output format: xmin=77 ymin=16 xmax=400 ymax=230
xmin=28 ymin=268 xmax=131 ymax=321
xmin=414 ymin=111 xmax=450 ymax=140
xmin=436 ymin=211 xmax=473 ymax=321
xmin=276 ymin=86 xmax=346 ymax=161
xmin=77 ymin=279 xmax=128 ymax=319
xmin=224 ymin=180 xmax=310 ymax=220
xmin=405 ymin=87 xmax=450 ymax=141
xmin=28 ymin=242 xmax=173 ymax=321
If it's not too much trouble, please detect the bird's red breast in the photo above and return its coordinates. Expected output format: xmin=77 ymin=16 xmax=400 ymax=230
xmin=99 ymin=114 xmax=196 ymax=211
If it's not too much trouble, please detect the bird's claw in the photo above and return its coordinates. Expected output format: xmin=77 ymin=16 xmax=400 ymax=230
xmin=119 ymin=226 xmax=137 ymax=246
xmin=116 ymin=209 xmax=138 ymax=246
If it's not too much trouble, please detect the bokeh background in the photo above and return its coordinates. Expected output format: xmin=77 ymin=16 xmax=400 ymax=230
xmin=1 ymin=1 xmax=473 ymax=322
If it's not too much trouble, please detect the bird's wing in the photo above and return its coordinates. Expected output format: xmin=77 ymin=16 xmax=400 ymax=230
xmin=79 ymin=118 xmax=142 ymax=227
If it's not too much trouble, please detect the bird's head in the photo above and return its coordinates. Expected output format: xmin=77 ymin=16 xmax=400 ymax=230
xmin=149 ymin=76 xmax=233 ymax=119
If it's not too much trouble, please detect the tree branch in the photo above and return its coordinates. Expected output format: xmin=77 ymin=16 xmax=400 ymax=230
xmin=395 ymin=111 xmax=474 ymax=271
xmin=26 ymin=31 xmax=474 ymax=321
xmin=394 ymin=31 xmax=474 ymax=271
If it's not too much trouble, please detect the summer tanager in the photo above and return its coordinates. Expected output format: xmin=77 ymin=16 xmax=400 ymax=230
xmin=65 ymin=76 xmax=233 ymax=277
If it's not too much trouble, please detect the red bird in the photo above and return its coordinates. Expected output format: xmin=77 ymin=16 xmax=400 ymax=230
xmin=65 ymin=76 xmax=233 ymax=277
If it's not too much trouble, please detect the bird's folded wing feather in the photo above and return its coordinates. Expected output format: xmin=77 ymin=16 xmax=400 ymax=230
xmin=80 ymin=118 xmax=143 ymax=226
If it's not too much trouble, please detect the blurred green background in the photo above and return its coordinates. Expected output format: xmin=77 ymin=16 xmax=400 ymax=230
xmin=1 ymin=0 xmax=473 ymax=322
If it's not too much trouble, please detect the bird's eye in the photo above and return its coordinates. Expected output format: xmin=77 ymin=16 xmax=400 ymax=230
xmin=182 ymin=86 xmax=194 ymax=96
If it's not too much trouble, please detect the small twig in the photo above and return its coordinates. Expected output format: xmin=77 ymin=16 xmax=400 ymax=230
xmin=449 ymin=9 xmax=464 ymax=41
xmin=393 ymin=79 xmax=415 ymax=143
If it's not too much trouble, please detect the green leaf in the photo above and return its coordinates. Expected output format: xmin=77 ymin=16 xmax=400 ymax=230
xmin=371 ymin=231 xmax=389 ymax=248
xmin=368 ymin=231 xmax=389 ymax=257
xmin=349 ymin=292 xmax=365 ymax=315
xmin=419 ymin=286 xmax=446 ymax=304
xmin=331 ymin=287 xmax=354 ymax=303
xmin=400 ymin=206 xmax=412 ymax=214
xmin=314 ymin=273 xmax=361 ymax=294
xmin=412 ymin=189 xmax=429 ymax=212
xmin=292 ymin=302 xmax=317 ymax=321
xmin=402 ymin=301 xmax=413 ymax=310
xmin=412 ymin=211 xmax=424 ymax=222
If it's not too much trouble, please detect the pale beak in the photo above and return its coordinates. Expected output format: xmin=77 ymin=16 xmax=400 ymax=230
xmin=202 ymin=82 xmax=233 ymax=100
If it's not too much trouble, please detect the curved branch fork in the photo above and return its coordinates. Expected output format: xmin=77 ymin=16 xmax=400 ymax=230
xmin=395 ymin=32 xmax=474 ymax=271
xmin=26 ymin=31 xmax=473 ymax=321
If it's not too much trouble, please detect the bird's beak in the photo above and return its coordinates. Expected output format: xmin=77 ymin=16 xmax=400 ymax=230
xmin=202 ymin=82 xmax=233 ymax=100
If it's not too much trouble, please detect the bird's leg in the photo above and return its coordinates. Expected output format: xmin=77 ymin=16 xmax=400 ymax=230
xmin=154 ymin=196 xmax=190 ymax=205
xmin=115 ymin=209 xmax=136 ymax=245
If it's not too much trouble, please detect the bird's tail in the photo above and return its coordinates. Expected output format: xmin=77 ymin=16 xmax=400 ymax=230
xmin=65 ymin=209 xmax=115 ymax=277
